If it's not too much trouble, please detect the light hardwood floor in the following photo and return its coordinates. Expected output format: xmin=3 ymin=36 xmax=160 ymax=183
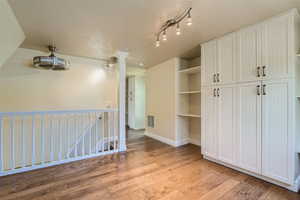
xmin=0 ymin=130 xmax=299 ymax=200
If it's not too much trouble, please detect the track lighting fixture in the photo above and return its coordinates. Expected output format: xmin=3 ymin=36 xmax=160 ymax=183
xmin=155 ymin=7 xmax=192 ymax=47
xmin=176 ymin=23 xmax=181 ymax=35
xmin=187 ymin=11 xmax=192 ymax=26
xmin=156 ymin=36 xmax=160 ymax=47
xmin=162 ymin=30 xmax=167 ymax=41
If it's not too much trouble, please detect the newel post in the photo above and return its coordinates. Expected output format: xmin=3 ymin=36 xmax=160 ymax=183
xmin=117 ymin=51 xmax=128 ymax=152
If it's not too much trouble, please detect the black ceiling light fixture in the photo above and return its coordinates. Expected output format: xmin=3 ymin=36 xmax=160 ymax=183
xmin=155 ymin=7 xmax=192 ymax=47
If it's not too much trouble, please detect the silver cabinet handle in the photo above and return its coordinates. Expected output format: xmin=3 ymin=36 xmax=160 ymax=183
xmin=217 ymin=88 xmax=220 ymax=97
xmin=213 ymin=74 xmax=216 ymax=83
xmin=217 ymin=73 xmax=220 ymax=82
xmin=257 ymin=85 xmax=261 ymax=96
xmin=262 ymin=66 xmax=266 ymax=77
xmin=257 ymin=67 xmax=261 ymax=78
xmin=262 ymin=84 xmax=266 ymax=95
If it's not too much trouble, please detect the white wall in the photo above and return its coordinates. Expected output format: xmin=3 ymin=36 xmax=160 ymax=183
xmin=0 ymin=48 xmax=118 ymax=112
xmin=146 ymin=58 xmax=176 ymax=141
xmin=0 ymin=0 xmax=25 ymax=68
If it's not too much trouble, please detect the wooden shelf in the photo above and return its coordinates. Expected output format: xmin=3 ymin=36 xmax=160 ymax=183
xmin=177 ymin=114 xmax=201 ymax=118
xmin=179 ymin=91 xmax=201 ymax=94
xmin=179 ymin=66 xmax=201 ymax=74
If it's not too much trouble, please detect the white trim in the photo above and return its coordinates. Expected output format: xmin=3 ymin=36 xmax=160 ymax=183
xmin=189 ymin=138 xmax=201 ymax=146
xmin=0 ymin=109 xmax=117 ymax=116
xmin=117 ymin=51 xmax=128 ymax=152
xmin=175 ymin=138 xmax=190 ymax=147
xmin=0 ymin=150 xmax=118 ymax=177
xmin=145 ymin=132 xmax=190 ymax=147
xmin=204 ymin=155 xmax=300 ymax=192
xmin=145 ymin=132 xmax=178 ymax=147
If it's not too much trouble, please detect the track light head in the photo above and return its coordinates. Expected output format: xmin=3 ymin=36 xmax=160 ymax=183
xmin=162 ymin=30 xmax=167 ymax=41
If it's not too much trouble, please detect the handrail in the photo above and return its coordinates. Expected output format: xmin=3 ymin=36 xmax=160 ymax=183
xmin=0 ymin=108 xmax=118 ymax=116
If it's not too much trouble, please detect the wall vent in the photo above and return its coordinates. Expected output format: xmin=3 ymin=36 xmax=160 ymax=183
xmin=147 ymin=115 xmax=155 ymax=128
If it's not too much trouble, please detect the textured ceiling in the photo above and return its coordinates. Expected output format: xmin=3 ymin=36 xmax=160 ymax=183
xmin=8 ymin=0 xmax=300 ymax=68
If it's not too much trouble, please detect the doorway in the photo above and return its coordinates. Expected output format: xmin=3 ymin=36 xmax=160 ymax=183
xmin=126 ymin=75 xmax=146 ymax=138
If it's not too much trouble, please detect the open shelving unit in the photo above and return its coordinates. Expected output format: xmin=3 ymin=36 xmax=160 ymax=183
xmin=176 ymin=56 xmax=201 ymax=146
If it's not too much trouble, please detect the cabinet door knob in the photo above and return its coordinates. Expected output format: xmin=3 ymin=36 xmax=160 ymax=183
xmin=262 ymin=66 xmax=266 ymax=77
xmin=257 ymin=67 xmax=261 ymax=78
xmin=262 ymin=84 xmax=266 ymax=95
xmin=213 ymin=88 xmax=216 ymax=97
xmin=213 ymin=74 xmax=216 ymax=83
xmin=217 ymin=88 xmax=220 ymax=97
xmin=257 ymin=85 xmax=261 ymax=96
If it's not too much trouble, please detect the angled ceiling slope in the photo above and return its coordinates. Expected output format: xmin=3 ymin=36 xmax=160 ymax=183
xmin=0 ymin=0 xmax=25 ymax=68
xmin=8 ymin=0 xmax=300 ymax=68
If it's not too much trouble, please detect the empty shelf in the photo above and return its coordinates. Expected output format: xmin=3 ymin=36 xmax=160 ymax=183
xmin=177 ymin=114 xmax=201 ymax=118
xmin=179 ymin=66 xmax=201 ymax=74
xmin=179 ymin=91 xmax=201 ymax=94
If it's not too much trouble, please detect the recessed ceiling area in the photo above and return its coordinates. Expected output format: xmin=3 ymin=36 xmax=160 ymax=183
xmin=8 ymin=0 xmax=300 ymax=68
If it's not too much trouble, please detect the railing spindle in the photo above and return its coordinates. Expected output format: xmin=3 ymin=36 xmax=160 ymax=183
xmin=50 ymin=116 xmax=54 ymax=162
xmin=66 ymin=117 xmax=69 ymax=159
xmin=21 ymin=117 xmax=26 ymax=167
xmin=113 ymin=112 xmax=116 ymax=151
xmin=89 ymin=113 xmax=92 ymax=155
xmin=41 ymin=115 xmax=45 ymax=164
xmin=81 ymin=114 xmax=85 ymax=156
xmin=0 ymin=117 xmax=3 ymax=172
xmin=102 ymin=113 xmax=105 ymax=152
xmin=10 ymin=118 xmax=15 ymax=169
xmin=31 ymin=115 xmax=35 ymax=166
xmin=58 ymin=117 xmax=62 ymax=161
xmin=108 ymin=112 xmax=111 ymax=152
xmin=75 ymin=115 xmax=78 ymax=157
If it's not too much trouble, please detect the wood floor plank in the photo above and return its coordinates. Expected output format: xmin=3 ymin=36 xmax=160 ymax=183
xmin=198 ymin=179 xmax=240 ymax=200
xmin=0 ymin=130 xmax=299 ymax=200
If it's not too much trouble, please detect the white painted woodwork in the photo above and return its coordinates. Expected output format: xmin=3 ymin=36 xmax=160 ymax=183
xmin=117 ymin=51 xmax=128 ymax=152
xmin=261 ymin=79 xmax=293 ymax=184
xmin=261 ymin=15 xmax=292 ymax=80
xmin=0 ymin=109 xmax=119 ymax=176
xmin=236 ymin=25 xmax=260 ymax=83
xmin=236 ymin=82 xmax=262 ymax=174
xmin=201 ymin=40 xmax=217 ymax=86
xmin=217 ymin=85 xmax=236 ymax=165
xmin=202 ymin=87 xmax=218 ymax=159
xmin=201 ymin=9 xmax=300 ymax=191
xmin=217 ymin=33 xmax=236 ymax=85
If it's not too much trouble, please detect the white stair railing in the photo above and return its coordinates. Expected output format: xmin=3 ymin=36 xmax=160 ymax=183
xmin=0 ymin=109 xmax=118 ymax=176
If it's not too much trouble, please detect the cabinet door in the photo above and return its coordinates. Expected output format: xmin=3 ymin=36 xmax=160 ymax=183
xmin=217 ymin=85 xmax=236 ymax=165
xmin=201 ymin=87 xmax=218 ymax=159
xmin=201 ymin=40 xmax=217 ymax=86
xmin=262 ymin=15 xmax=292 ymax=80
xmin=236 ymin=26 xmax=260 ymax=82
xmin=217 ymin=33 xmax=236 ymax=85
xmin=236 ymin=82 xmax=262 ymax=174
xmin=261 ymin=80 xmax=292 ymax=184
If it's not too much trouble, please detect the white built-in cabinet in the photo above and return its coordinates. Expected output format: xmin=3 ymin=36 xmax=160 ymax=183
xmin=201 ymin=9 xmax=300 ymax=191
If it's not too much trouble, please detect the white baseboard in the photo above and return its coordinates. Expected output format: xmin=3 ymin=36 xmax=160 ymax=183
xmin=204 ymin=155 xmax=299 ymax=192
xmin=189 ymin=138 xmax=201 ymax=146
xmin=144 ymin=132 xmax=178 ymax=147
xmin=144 ymin=132 xmax=198 ymax=148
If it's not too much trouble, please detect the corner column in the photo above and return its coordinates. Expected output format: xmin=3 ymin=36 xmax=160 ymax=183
xmin=117 ymin=51 xmax=128 ymax=152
